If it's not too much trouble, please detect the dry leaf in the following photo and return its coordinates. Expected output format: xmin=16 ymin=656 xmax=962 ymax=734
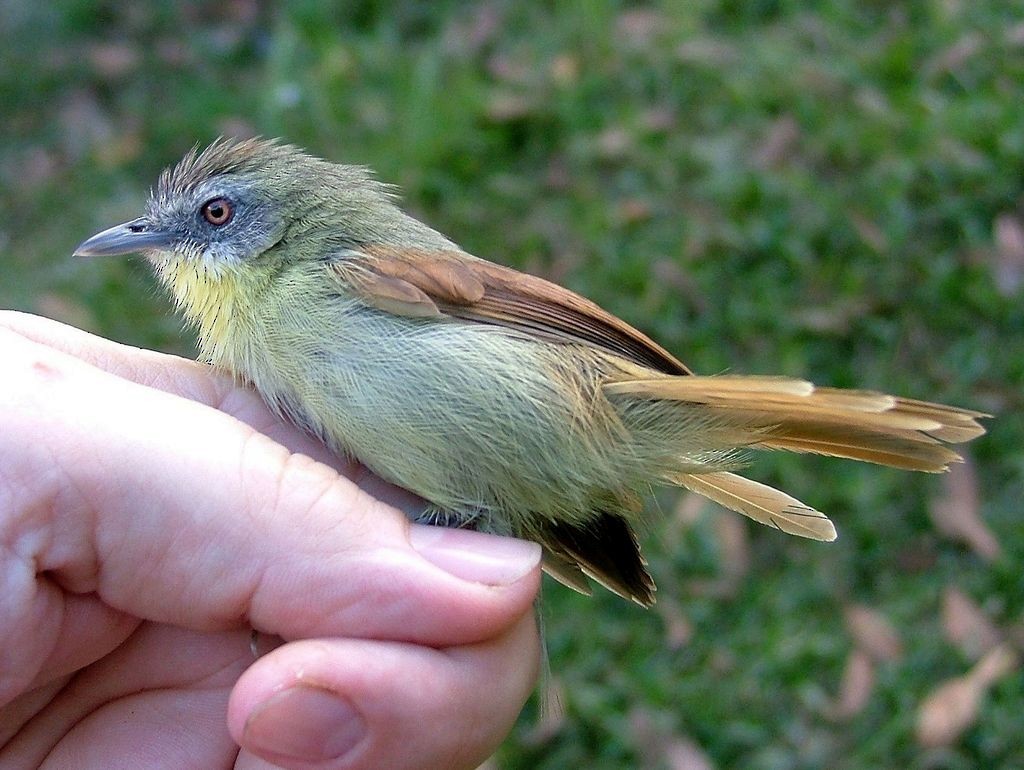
xmin=664 ymin=738 xmax=716 ymax=770
xmin=87 ymin=42 xmax=140 ymax=78
xmin=615 ymin=198 xmax=653 ymax=225
xmin=485 ymin=93 xmax=536 ymax=122
xmin=829 ymin=649 xmax=876 ymax=720
xmin=941 ymin=586 xmax=1002 ymax=660
xmin=657 ymin=600 xmax=693 ymax=650
xmin=844 ymin=604 xmax=903 ymax=662
xmin=630 ymin=707 xmax=715 ymax=770
xmin=752 ymin=114 xmax=799 ymax=169
xmin=992 ymin=213 xmax=1024 ymax=296
xmin=929 ymin=456 xmax=1000 ymax=561
xmin=445 ymin=2 xmax=503 ymax=57
xmin=663 ymin=490 xmax=708 ymax=550
xmin=1007 ymin=22 xmax=1024 ymax=45
xmin=849 ymin=211 xmax=889 ymax=253
xmin=714 ymin=512 xmax=750 ymax=585
xmin=916 ymin=674 xmax=983 ymax=748
xmin=596 ymin=127 xmax=632 ymax=160
xmin=641 ymin=106 xmax=677 ymax=133
xmin=629 ymin=706 xmax=662 ymax=768
xmin=616 ymin=10 xmax=664 ymax=48
xmin=916 ymin=645 xmax=1019 ymax=747
xmin=486 ymin=53 xmax=530 ymax=84
xmin=549 ymin=54 xmax=579 ymax=87
xmin=216 ymin=118 xmax=259 ymax=141
xmin=925 ymin=32 xmax=983 ymax=76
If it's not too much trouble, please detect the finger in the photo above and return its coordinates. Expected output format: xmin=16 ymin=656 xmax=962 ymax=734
xmin=0 ymin=310 xmax=340 ymax=467
xmin=0 ymin=329 xmax=541 ymax=704
xmin=228 ymin=613 xmax=540 ymax=770
xmin=0 ymin=624 xmax=251 ymax=769
xmin=0 ymin=312 xmax=427 ymax=513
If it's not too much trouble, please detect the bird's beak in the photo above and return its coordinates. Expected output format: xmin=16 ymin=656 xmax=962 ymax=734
xmin=73 ymin=218 xmax=176 ymax=257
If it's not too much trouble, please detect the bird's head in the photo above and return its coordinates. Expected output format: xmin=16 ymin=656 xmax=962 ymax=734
xmin=74 ymin=137 xmax=404 ymax=281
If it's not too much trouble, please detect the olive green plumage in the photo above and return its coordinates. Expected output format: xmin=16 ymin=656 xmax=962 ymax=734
xmin=75 ymin=138 xmax=987 ymax=606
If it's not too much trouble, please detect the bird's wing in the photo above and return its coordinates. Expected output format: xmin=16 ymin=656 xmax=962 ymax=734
xmin=329 ymin=245 xmax=690 ymax=375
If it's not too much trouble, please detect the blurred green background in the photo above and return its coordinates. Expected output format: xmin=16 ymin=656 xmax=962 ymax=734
xmin=2 ymin=1 xmax=1022 ymax=767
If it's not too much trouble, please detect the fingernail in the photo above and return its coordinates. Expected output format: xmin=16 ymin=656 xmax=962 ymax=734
xmin=243 ymin=685 xmax=366 ymax=762
xmin=409 ymin=524 xmax=541 ymax=585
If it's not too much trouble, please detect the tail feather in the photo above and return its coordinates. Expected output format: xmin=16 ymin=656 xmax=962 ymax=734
xmin=605 ymin=375 xmax=987 ymax=472
xmin=676 ymin=471 xmax=837 ymax=541
xmin=762 ymin=433 xmax=958 ymax=471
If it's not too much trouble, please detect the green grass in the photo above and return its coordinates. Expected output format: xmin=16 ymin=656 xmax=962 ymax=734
xmin=2 ymin=1 xmax=1022 ymax=766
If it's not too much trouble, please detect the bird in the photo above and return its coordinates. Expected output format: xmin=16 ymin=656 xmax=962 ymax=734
xmin=74 ymin=137 xmax=988 ymax=607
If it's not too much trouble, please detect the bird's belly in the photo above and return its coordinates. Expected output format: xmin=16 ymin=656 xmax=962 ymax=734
xmin=249 ymin=305 xmax=629 ymax=530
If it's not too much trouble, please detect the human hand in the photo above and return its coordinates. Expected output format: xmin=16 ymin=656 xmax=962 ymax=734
xmin=0 ymin=311 xmax=542 ymax=769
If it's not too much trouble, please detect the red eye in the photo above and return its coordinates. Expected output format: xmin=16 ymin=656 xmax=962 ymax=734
xmin=201 ymin=197 xmax=233 ymax=226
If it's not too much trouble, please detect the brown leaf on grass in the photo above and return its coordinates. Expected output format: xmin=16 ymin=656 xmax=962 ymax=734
xmin=155 ymin=38 xmax=191 ymax=66
xmin=444 ymin=2 xmax=503 ymax=58
xmin=486 ymin=53 xmax=530 ymax=84
xmin=828 ymin=649 xmax=876 ymax=720
xmin=917 ymin=675 xmax=983 ymax=749
xmin=629 ymin=706 xmax=662 ymax=768
xmin=844 ymin=604 xmax=903 ymax=662
xmin=596 ymin=127 xmax=632 ymax=160
xmin=916 ymin=645 xmax=1019 ymax=748
xmin=629 ymin=707 xmax=715 ymax=770
xmin=615 ymin=10 xmax=665 ymax=48
xmin=849 ymin=211 xmax=889 ymax=253
xmin=615 ymin=198 xmax=653 ymax=226
xmin=640 ymin=106 xmax=677 ymax=133
xmin=664 ymin=490 xmax=708 ymax=550
xmin=924 ymin=32 xmax=984 ymax=77
xmin=216 ymin=118 xmax=259 ymax=141
xmin=485 ymin=93 xmax=536 ymax=122
xmin=664 ymin=738 xmax=716 ymax=770
xmin=87 ymin=42 xmax=140 ymax=78
xmin=656 ymin=600 xmax=693 ymax=650
xmin=714 ymin=512 xmax=750 ymax=585
xmin=942 ymin=586 xmax=1002 ymax=660
xmin=58 ymin=90 xmax=114 ymax=161
xmin=549 ymin=54 xmax=579 ymax=87
xmin=1007 ymin=22 xmax=1024 ymax=45
xmin=928 ymin=456 xmax=1000 ymax=562
xmin=992 ymin=213 xmax=1024 ymax=296
xmin=8 ymin=146 xmax=59 ymax=191
xmin=752 ymin=114 xmax=799 ymax=169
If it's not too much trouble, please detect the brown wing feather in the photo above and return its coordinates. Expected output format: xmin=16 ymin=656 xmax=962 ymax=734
xmin=335 ymin=246 xmax=690 ymax=375
xmin=538 ymin=513 xmax=656 ymax=607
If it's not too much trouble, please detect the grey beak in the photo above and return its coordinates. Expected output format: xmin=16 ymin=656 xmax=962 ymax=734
xmin=73 ymin=218 xmax=176 ymax=257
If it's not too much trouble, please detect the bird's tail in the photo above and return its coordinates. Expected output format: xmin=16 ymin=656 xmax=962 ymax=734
xmin=604 ymin=375 xmax=988 ymax=541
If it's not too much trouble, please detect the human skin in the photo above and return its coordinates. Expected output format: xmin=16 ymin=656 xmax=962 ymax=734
xmin=0 ymin=311 xmax=542 ymax=770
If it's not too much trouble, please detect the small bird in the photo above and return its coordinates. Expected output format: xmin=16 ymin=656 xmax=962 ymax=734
xmin=75 ymin=138 xmax=987 ymax=606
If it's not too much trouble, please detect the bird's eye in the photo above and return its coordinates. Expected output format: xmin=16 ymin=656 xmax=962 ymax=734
xmin=200 ymin=197 xmax=234 ymax=226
